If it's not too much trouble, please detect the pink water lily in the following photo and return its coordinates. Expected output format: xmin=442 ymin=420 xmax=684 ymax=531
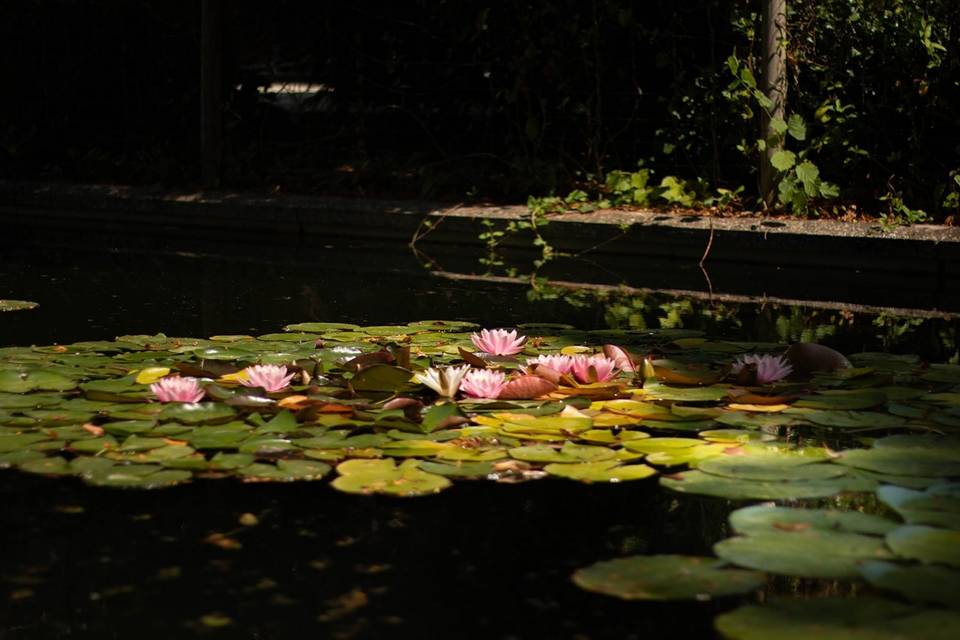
xmin=731 ymin=354 xmax=793 ymax=385
xmin=460 ymin=369 xmax=507 ymax=399
xmin=471 ymin=328 xmax=527 ymax=356
xmin=526 ymin=354 xmax=575 ymax=375
xmin=150 ymin=376 xmax=206 ymax=403
xmin=571 ymin=354 xmax=620 ymax=383
xmin=239 ymin=364 xmax=296 ymax=392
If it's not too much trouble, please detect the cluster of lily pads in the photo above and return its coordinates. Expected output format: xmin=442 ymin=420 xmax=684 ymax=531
xmin=1 ymin=319 xmax=959 ymax=636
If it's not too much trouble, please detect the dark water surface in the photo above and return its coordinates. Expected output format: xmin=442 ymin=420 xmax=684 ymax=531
xmin=1 ymin=241 xmax=957 ymax=639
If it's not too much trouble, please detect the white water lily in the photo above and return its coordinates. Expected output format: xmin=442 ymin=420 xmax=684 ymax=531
xmin=413 ymin=365 xmax=471 ymax=397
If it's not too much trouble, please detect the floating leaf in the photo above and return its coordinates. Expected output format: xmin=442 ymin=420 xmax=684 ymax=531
xmin=332 ymin=458 xmax=451 ymax=496
xmin=19 ymin=456 xmax=70 ymax=476
xmin=661 ymin=470 xmax=863 ymax=500
xmin=886 ymin=525 xmax=960 ymax=568
xmin=715 ymin=597 xmax=960 ymax=640
xmin=417 ymin=460 xmax=493 ymax=478
xmin=544 ymin=460 xmax=656 ymax=482
xmin=877 ymin=485 xmax=960 ymax=530
xmin=860 ymin=560 xmax=960 ymax=608
xmin=715 ymin=529 xmax=892 ymax=578
xmin=0 ymin=300 xmax=39 ymax=312
xmin=641 ymin=382 xmax=728 ymax=402
xmin=0 ymin=369 xmax=77 ymax=393
xmin=836 ymin=446 xmax=960 ymax=477
xmin=697 ymin=454 xmax=846 ymax=482
xmin=799 ymin=410 xmax=905 ymax=429
xmin=159 ymin=402 xmax=237 ymax=425
xmin=238 ymin=460 xmax=331 ymax=482
xmin=794 ymin=391 xmax=886 ymax=410
xmin=729 ymin=505 xmax=897 ymax=537
xmin=572 ymin=555 xmax=764 ymax=601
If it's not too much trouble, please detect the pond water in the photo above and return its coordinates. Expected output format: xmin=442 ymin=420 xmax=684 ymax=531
xmin=1 ymin=239 xmax=959 ymax=639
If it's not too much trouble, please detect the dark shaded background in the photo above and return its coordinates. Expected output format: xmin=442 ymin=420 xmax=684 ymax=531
xmin=2 ymin=1 xmax=958 ymax=215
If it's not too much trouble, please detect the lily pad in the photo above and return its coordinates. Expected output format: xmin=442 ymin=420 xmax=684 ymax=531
xmin=836 ymin=447 xmax=960 ymax=478
xmin=697 ymin=455 xmax=847 ymax=482
xmin=877 ymin=485 xmax=960 ymax=529
xmin=885 ymin=525 xmax=960 ymax=567
xmin=0 ymin=300 xmax=39 ymax=312
xmin=729 ymin=505 xmax=897 ymax=536
xmin=332 ymin=458 xmax=451 ymax=496
xmin=544 ymin=460 xmax=656 ymax=482
xmin=715 ymin=596 xmax=960 ymax=640
xmin=237 ymin=459 xmax=331 ymax=482
xmin=0 ymin=369 xmax=77 ymax=393
xmin=572 ymin=555 xmax=764 ymax=601
xmin=661 ymin=470 xmax=864 ymax=500
xmin=160 ymin=402 xmax=237 ymax=425
xmin=714 ymin=529 xmax=893 ymax=578
xmin=860 ymin=560 xmax=960 ymax=608
xmin=799 ymin=410 xmax=905 ymax=430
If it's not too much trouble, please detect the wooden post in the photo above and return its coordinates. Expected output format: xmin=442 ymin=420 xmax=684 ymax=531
xmin=759 ymin=0 xmax=787 ymax=208
xmin=201 ymin=0 xmax=223 ymax=188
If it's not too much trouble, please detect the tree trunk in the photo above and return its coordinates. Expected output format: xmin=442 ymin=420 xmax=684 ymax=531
xmin=759 ymin=0 xmax=787 ymax=208
xmin=201 ymin=0 xmax=223 ymax=188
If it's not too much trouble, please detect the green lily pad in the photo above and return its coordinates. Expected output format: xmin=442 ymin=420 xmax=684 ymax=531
xmin=697 ymin=455 xmax=847 ymax=481
xmin=185 ymin=424 xmax=252 ymax=449
xmin=69 ymin=436 xmax=118 ymax=454
xmin=237 ymin=459 xmax=331 ymax=481
xmin=714 ymin=411 xmax=799 ymax=430
xmin=19 ymin=455 xmax=71 ymax=476
xmin=641 ymin=382 xmax=729 ymax=402
xmin=509 ymin=442 xmax=615 ymax=464
xmin=700 ymin=429 xmax=776 ymax=443
xmin=572 ymin=555 xmax=764 ymax=601
xmin=544 ymin=460 xmax=656 ymax=482
xmin=645 ymin=443 xmax=729 ymax=467
xmin=860 ymin=560 xmax=960 ymax=608
xmin=417 ymin=460 xmax=494 ymax=478
xmin=332 ymin=458 xmax=451 ymax=496
xmin=715 ymin=529 xmax=893 ymax=578
xmin=729 ymin=505 xmax=897 ymax=536
xmin=794 ymin=390 xmax=886 ymax=410
xmin=160 ymin=402 xmax=237 ymax=425
xmin=0 ymin=449 xmax=46 ymax=467
xmin=877 ymin=485 xmax=960 ymax=529
xmin=836 ymin=447 xmax=960 ymax=478
xmin=661 ymin=470 xmax=865 ymax=500
xmin=886 ymin=525 xmax=960 ymax=567
xmin=350 ymin=364 xmax=416 ymax=393
xmin=715 ymin=597 xmax=960 ymax=640
xmin=622 ymin=437 xmax=703 ymax=453
xmin=208 ymin=452 xmax=255 ymax=469
xmin=0 ymin=369 xmax=77 ymax=393
xmin=799 ymin=410 xmax=906 ymax=429
xmin=0 ymin=432 xmax=51 ymax=452
xmin=83 ymin=465 xmax=192 ymax=489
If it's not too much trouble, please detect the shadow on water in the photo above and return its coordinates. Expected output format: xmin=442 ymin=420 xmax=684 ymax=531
xmin=0 ymin=238 xmax=957 ymax=638
xmin=1 ymin=471 xmax=732 ymax=639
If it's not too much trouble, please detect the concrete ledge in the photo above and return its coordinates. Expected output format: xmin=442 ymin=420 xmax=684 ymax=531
xmin=3 ymin=181 xmax=960 ymax=312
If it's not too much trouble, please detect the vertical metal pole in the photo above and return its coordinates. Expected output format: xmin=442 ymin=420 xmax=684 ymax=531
xmin=201 ymin=0 xmax=223 ymax=188
xmin=759 ymin=0 xmax=787 ymax=208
